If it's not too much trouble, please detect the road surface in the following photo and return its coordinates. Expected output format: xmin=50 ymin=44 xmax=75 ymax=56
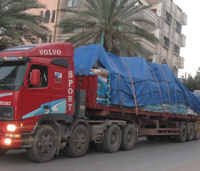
xmin=1 ymin=138 xmax=200 ymax=171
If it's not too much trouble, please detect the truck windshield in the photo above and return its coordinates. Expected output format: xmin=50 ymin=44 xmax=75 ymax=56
xmin=0 ymin=62 xmax=27 ymax=90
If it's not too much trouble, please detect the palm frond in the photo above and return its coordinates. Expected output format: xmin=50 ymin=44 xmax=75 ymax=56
xmin=59 ymin=0 xmax=158 ymax=57
xmin=0 ymin=0 xmax=49 ymax=48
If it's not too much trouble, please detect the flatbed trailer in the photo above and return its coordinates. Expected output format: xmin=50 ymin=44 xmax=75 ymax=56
xmin=76 ymin=75 xmax=200 ymax=139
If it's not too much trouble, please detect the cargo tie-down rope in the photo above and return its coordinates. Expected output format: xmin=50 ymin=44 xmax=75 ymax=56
xmin=121 ymin=60 xmax=139 ymax=115
xmin=161 ymin=66 xmax=171 ymax=114
xmin=149 ymin=66 xmax=164 ymax=113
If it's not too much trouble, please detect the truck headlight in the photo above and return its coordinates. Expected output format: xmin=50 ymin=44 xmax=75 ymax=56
xmin=0 ymin=107 xmax=14 ymax=121
xmin=7 ymin=124 xmax=16 ymax=132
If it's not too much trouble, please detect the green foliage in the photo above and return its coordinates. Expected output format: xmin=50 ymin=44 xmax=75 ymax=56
xmin=0 ymin=0 xmax=49 ymax=50
xmin=182 ymin=68 xmax=200 ymax=92
xmin=59 ymin=0 xmax=158 ymax=57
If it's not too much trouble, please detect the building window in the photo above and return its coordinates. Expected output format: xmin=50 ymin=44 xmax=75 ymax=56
xmin=161 ymin=59 xmax=167 ymax=64
xmin=174 ymin=44 xmax=180 ymax=55
xmin=51 ymin=10 xmax=56 ymax=23
xmin=49 ymin=36 xmax=52 ymax=43
xmin=40 ymin=11 xmax=43 ymax=17
xmin=163 ymin=36 xmax=170 ymax=48
xmin=151 ymin=9 xmax=157 ymax=14
xmin=172 ymin=66 xmax=178 ymax=75
xmin=41 ymin=36 xmax=47 ymax=43
xmin=67 ymin=0 xmax=77 ymax=7
xmin=175 ymin=21 xmax=182 ymax=34
xmin=44 ymin=10 xmax=50 ymax=23
xmin=165 ymin=11 xmax=172 ymax=25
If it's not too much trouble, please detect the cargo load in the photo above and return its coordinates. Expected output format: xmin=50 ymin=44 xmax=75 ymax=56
xmin=74 ymin=44 xmax=200 ymax=115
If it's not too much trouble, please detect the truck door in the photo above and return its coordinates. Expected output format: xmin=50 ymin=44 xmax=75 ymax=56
xmin=22 ymin=64 xmax=50 ymax=120
xmin=48 ymin=64 xmax=68 ymax=115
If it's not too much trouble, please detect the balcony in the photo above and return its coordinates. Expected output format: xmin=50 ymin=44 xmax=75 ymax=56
xmin=145 ymin=0 xmax=162 ymax=5
xmin=180 ymin=34 xmax=186 ymax=47
xmin=181 ymin=12 xmax=187 ymax=25
xmin=134 ymin=9 xmax=159 ymax=31
xmin=134 ymin=36 xmax=156 ymax=56
xmin=178 ymin=56 xmax=184 ymax=69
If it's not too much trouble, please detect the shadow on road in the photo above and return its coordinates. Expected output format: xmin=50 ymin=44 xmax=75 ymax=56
xmin=0 ymin=137 xmax=182 ymax=163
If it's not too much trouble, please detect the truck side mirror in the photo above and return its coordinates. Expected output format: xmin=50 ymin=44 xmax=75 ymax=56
xmin=30 ymin=69 xmax=40 ymax=86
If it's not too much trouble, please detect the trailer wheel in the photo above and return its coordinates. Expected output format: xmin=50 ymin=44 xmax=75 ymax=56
xmin=176 ymin=123 xmax=187 ymax=142
xmin=103 ymin=124 xmax=122 ymax=153
xmin=0 ymin=147 xmax=8 ymax=155
xmin=64 ymin=124 xmax=89 ymax=157
xmin=187 ymin=123 xmax=194 ymax=141
xmin=121 ymin=124 xmax=137 ymax=150
xmin=194 ymin=122 xmax=200 ymax=140
xmin=27 ymin=125 xmax=58 ymax=162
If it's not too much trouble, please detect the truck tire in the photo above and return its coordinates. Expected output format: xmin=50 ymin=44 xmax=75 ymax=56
xmin=64 ymin=124 xmax=89 ymax=157
xmin=0 ymin=147 xmax=8 ymax=156
xmin=121 ymin=124 xmax=137 ymax=150
xmin=102 ymin=124 xmax=122 ymax=153
xmin=187 ymin=123 xmax=194 ymax=141
xmin=176 ymin=123 xmax=187 ymax=142
xmin=27 ymin=125 xmax=58 ymax=162
xmin=194 ymin=122 xmax=200 ymax=140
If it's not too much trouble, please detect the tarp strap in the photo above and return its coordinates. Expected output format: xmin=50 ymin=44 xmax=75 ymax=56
xmin=149 ymin=66 xmax=164 ymax=112
xmin=122 ymin=60 xmax=138 ymax=115
xmin=161 ymin=66 xmax=171 ymax=113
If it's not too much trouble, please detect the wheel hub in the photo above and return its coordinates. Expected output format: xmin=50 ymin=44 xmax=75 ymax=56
xmin=74 ymin=132 xmax=87 ymax=151
xmin=38 ymin=134 xmax=53 ymax=154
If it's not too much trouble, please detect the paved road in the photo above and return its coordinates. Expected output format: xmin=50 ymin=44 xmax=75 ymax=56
xmin=1 ymin=138 xmax=200 ymax=171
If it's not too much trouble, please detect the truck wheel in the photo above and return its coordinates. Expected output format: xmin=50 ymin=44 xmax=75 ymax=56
xmin=27 ymin=125 xmax=58 ymax=162
xmin=194 ymin=122 xmax=200 ymax=140
xmin=187 ymin=123 xmax=194 ymax=141
xmin=0 ymin=147 xmax=8 ymax=155
xmin=176 ymin=123 xmax=187 ymax=142
xmin=121 ymin=124 xmax=137 ymax=150
xmin=65 ymin=124 xmax=89 ymax=157
xmin=103 ymin=124 xmax=122 ymax=153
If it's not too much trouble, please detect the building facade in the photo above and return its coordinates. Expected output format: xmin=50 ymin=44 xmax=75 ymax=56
xmin=138 ymin=0 xmax=187 ymax=75
xmin=30 ymin=0 xmax=187 ymax=75
xmin=156 ymin=0 xmax=186 ymax=74
xmin=27 ymin=0 xmax=60 ymax=43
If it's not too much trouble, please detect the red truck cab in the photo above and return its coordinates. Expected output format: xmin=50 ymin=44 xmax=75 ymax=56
xmin=0 ymin=43 xmax=75 ymax=149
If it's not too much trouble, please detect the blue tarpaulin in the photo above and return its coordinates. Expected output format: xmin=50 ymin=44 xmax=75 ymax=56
xmin=74 ymin=44 xmax=200 ymax=114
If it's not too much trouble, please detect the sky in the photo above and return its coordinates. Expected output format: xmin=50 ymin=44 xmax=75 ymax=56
xmin=173 ymin=0 xmax=200 ymax=77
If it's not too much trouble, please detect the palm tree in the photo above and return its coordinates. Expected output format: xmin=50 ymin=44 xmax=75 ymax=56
xmin=59 ymin=0 xmax=158 ymax=57
xmin=0 ymin=0 xmax=49 ymax=49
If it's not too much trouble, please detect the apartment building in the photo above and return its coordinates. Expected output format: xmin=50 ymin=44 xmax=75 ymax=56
xmin=156 ymin=0 xmax=187 ymax=75
xmin=30 ymin=0 xmax=187 ymax=75
xmin=137 ymin=0 xmax=187 ymax=75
